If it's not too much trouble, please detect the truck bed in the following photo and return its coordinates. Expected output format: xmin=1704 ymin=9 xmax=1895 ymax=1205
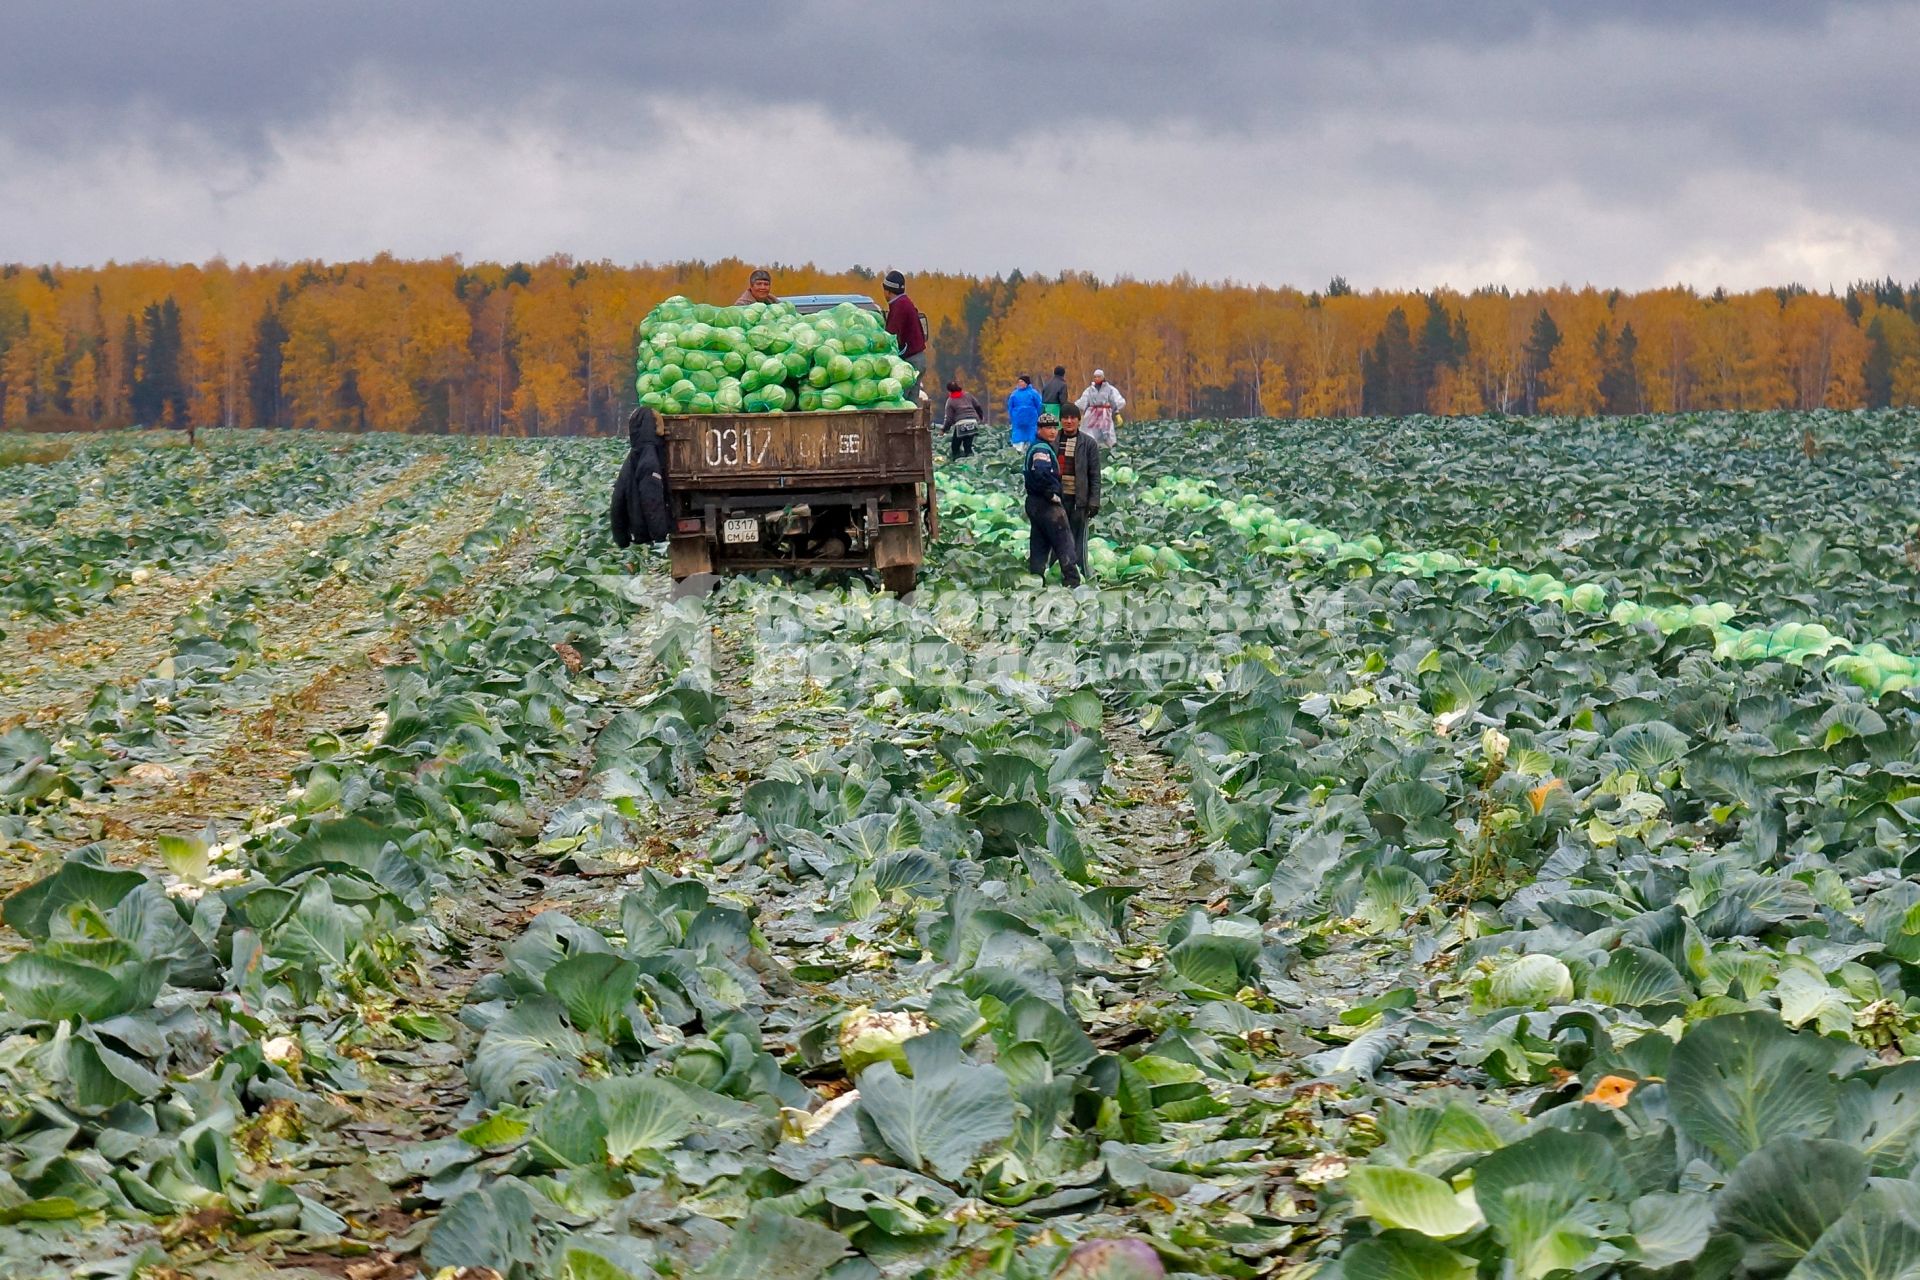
xmin=660 ymin=406 xmax=930 ymax=491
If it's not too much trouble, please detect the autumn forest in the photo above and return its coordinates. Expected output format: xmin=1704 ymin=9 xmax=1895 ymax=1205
xmin=2 ymin=257 xmax=1919 ymax=437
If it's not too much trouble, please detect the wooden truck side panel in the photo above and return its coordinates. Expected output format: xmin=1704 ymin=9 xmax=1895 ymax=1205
xmin=662 ymin=407 xmax=928 ymax=492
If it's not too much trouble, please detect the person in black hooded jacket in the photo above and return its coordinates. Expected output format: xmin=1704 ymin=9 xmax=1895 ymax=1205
xmin=611 ymin=405 xmax=673 ymax=546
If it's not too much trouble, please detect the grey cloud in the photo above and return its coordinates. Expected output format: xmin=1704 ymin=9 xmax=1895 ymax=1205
xmin=1 ymin=1 xmax=1915 ymax=288
xmin=2 ymin=0 xmax=1903 ymax=151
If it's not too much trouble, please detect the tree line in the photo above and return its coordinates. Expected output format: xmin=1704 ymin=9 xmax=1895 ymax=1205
xmin=2 ymin=257 xmax=1918 ymax=436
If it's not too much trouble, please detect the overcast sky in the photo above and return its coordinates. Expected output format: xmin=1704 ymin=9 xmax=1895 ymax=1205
xmin=3 ymin=1 xmax=1914 ymax=291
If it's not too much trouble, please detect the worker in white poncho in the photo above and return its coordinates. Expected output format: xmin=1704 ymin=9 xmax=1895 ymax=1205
xmin=1075 ymin=370 xmax=1126 ymax=449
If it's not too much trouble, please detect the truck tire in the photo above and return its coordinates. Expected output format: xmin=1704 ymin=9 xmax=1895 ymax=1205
xmin=880 ymin=565 xmax=918 ymax=597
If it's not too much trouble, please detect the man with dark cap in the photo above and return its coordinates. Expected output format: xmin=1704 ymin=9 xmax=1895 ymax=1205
xmin=1023 ymin=415 xmax=1082 ymax=588
xmin=881 ymin=270 xmax=928 ymax=379
xmin=735 ymin=269 xmax=777 ymax=305
xmin=1039 ymin=365 xmax=1069 ymax=424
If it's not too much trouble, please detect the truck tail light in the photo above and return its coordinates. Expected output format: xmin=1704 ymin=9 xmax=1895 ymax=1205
xmin=880 ymin=509 xmax=911 ymax=525
xmin=676 ymin=518 xmax=702 ymax=533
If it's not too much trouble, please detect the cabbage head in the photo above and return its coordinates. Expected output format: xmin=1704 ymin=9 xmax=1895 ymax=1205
xmin=780 ymin=350 xmax=810 ymax=379
xmin=1568 ymin=583 xmax=1608 ymax=613
xmin=760 ymin=383 xmax=791 ymax=411
xmin=721 ymin=350 xmax=746 ymax=375
xmin=878 ymin=377 xmax=902 ymax=400
xmin=851 ymin=378 xmax=881 ymax=404
xmin=806 ymin=365 xmax=830 ymax=389
xmin=1488 ymin=954 xmax=1573 ymax=1008
xmin=689 ymin=370 xmax=720 ymax=394
xmin=826 ymin=354 xmax=855 ymax=383
xmin=797 ymin=387 xmax=823 ymax=412
xmin=839 ymin=1006 xmax=933 ymax=1076
xmin=687 ymin=391 xmax=716 ymax=414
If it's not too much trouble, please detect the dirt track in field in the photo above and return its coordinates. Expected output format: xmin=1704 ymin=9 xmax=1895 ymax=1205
xmin=0 ymin=454 xmax=451 ymax=727
xmin=1088 ymin=711 xmax=1214 ymax=920
xmin=206 ymin=573 xmax=685 ymax=1280
xmin=0 ymin=458 xmax=554 ymax=900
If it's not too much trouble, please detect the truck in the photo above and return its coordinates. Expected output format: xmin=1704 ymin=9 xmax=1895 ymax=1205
xmin=659 ymin=294 xmax=937 ymax=596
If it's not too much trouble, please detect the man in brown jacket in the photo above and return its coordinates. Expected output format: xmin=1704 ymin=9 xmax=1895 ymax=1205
xmin=1054 ymin=404 xmax=1102 ymax=574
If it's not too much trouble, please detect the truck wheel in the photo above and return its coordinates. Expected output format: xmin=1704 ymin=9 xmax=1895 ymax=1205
xmin=880 ymin=566 xmax=918 ymax=597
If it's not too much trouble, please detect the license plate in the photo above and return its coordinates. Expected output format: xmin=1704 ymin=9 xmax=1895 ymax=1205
xmin=722 ymin=516 xmax=759 ymax=545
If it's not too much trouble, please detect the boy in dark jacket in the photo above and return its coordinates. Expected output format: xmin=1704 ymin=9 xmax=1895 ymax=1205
xmin=1023 ymin=415 xmax=1082 ymax=587
xmin=1055 ymin=403 xmax=1101 ymax=574
xmin=1039 ymin=366 xmax=1069 ymax=421
xmin=611 ymin=405 xmax=672 ymax=547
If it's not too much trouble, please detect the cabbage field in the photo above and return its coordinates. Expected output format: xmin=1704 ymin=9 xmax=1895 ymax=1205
xmin=6 ymin=411 xmax=1920 ymax=1279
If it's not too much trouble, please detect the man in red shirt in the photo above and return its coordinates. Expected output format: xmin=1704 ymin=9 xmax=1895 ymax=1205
xmin=882 ymin=270 xmax=928 ymax=382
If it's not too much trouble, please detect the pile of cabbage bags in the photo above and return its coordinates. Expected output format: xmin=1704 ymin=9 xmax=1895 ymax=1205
xmin=634 ymin=296 xmax=921 ymax=415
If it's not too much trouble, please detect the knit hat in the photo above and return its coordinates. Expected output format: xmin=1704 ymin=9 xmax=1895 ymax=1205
xmin=1038 ymin=411 xmax=1059 ymax=425
xmin=749 ymin=269 xmax=771 ymax=284
xmin=883 ymin=269 xmax=907 ymax=293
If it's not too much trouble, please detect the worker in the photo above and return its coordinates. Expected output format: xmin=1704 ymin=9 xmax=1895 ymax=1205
xmin=1039 ymin=365 xmax=1069 ymax=423
xmin=610 ymin=405 xmax=672 ymax=547
xmin=1023 ymin=414 xmax=1082 ymax=588
xmin=1076 ymin=370 xmax=1126 ymax=449
xmin=943 ymin=379 xmax=987 ymax=458
xmin=735 ymin=269 xmax=777 ymax=305
xmin=1055 ymin=402 xmax=1101 ymax=575
xmin=881 ymin=270 xmax=928 ymax=380
xmin=1007 ymin=374 xmax=1042 ymax=449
